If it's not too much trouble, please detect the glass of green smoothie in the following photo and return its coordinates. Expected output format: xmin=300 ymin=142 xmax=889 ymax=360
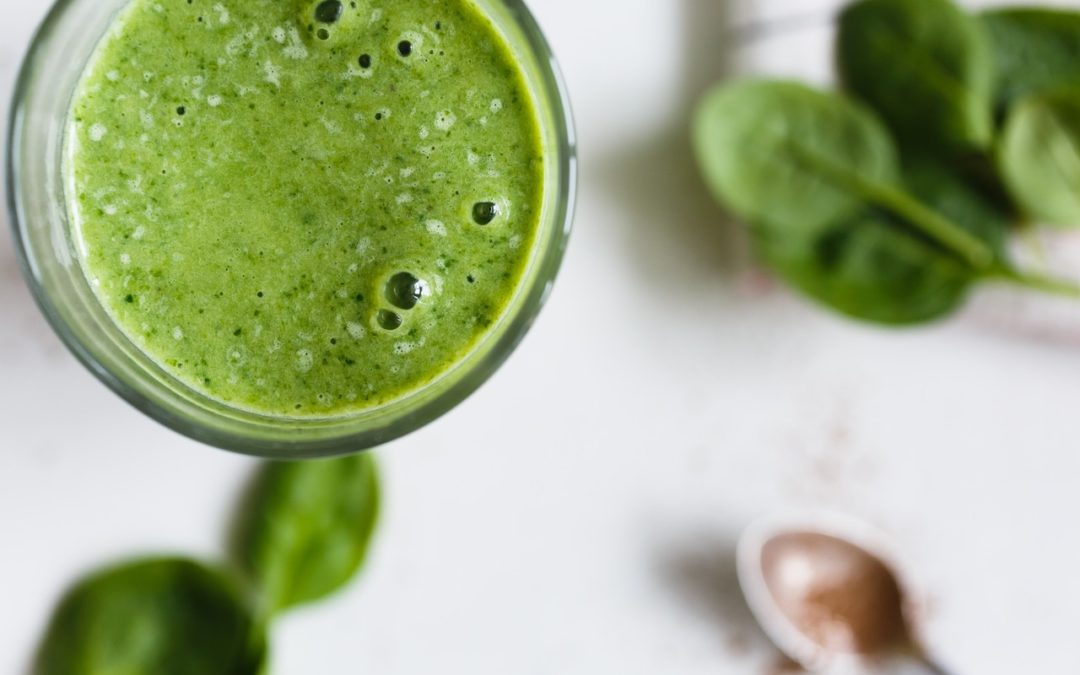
xmin=8 ymin=0 xmax=575 ymax=457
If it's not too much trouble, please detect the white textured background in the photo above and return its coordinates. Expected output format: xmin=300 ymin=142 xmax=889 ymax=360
xmin=3 ymin=1 xmax=1080 ymax=673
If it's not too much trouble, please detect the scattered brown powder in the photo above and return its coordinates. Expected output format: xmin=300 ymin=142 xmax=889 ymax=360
xmin=763 ymin=656 xmax=805 ymax=675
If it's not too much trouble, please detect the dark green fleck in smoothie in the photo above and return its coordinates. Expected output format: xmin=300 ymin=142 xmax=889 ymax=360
xmin=69 ymin=0 xmax=544 ymax=416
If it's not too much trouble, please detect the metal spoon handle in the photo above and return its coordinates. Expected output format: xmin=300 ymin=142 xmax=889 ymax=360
xmin=915 ymin=656 xmax=953 ymax=675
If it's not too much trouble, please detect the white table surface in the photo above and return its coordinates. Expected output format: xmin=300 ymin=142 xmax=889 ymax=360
xmin=3 ymin=1 xmax=1080 ymax=673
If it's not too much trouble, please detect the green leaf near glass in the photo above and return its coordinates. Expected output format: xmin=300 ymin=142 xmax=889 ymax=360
xmin=232 ymin=454 xmax=381 ymax=616
xmin=694 ymin=0 xmax=1080 ymax=326
xmin=35 ymin=455 xmax=380 ymax=675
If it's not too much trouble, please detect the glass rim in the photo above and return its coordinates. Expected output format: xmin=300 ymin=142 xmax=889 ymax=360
xmin=6 ymin=0 xmax=577 ymax=458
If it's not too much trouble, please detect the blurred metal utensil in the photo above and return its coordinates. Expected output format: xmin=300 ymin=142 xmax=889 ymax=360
xmin=738 ymin=514 xmax=952 ymax=674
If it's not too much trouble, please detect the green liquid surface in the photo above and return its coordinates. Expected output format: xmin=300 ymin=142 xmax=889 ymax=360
xmin=68 ymin=0 xmax=544 ymax=416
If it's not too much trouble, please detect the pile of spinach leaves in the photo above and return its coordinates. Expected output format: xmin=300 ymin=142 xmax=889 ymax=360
xmin=34 ymin=453 xmax=380 ymax=675
xmin=695 ymin=0 xmax=1080 ymax=325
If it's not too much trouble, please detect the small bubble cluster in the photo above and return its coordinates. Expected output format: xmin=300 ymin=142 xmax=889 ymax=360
xmin=370 ymin=270 xmax=431 ymax=333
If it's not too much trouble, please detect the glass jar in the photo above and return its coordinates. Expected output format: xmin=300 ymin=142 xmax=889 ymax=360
xmin=6 ymin=0 xmax=576 ymax=458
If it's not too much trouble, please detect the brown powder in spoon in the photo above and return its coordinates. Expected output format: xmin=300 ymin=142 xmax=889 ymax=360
xmin=761 ymin=533 xmax=909 ymax=655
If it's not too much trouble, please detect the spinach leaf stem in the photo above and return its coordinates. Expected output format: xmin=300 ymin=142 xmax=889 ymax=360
xmin=991 ymin=266 xmax=1080 ymax=297
xmin=794 ymin=143 xmax=996 ymax=269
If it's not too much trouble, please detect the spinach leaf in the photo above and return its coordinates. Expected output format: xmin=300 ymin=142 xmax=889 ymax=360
xmin=232 ymin=453 xmax=380 ymax=615
xmin=901 ymin=154 xmax=1012 ymax=259
xmin=983 ymin=9 xmax=1080 ymax=113
xmin=999 ymin=89 xmax=1080 ymax=227
xmin=694 ymin=79 xmax=1008 ymax=324
xmin=755 ymin=208 xmax=974 ymax=325
xmin=694 ymin=80 xmax=994 ymax=267
xmin=837 ymin=0 xmax=994 ymax=151
xmin=693 ymin=79 xmax=898 ymax=234
xmin=36 ymin=558 xmax=266 ymax=675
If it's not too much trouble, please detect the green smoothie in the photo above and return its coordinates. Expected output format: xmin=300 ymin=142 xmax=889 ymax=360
xmin=68 ymin=0 xmax=544 ymax=416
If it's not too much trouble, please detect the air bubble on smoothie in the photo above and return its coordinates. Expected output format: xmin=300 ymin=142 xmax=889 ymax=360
xmin=346 ymin=63 xmax=375 ymax=80
xmin=172 ymin=326 xmax=184 ymax=340
xmin=490 ymin=98 xmax=503 ymax=113
xmin=385 ymin=272 xmax=427 ymax=310
xmin=272 ymin=26 xmax=287 ymax=43
xmin=396 ymin=193 xmax=413 ymax=204
xmin=401 ymin=167 xmax=416 ymax=178
xmin=316 ymin=393 xmax=331 ymax=405
xmin=346 ymin=321 xmax=366 ymax=340
xmin=418 ymin=126 xmax=430 ymax=140
xmin=207 ymin=94 xmax=223 ymax=107
xmin=263 ymin=61 xmax=282 ymax=87
xmin=282 ymin=27 xmax=309 ymax=59
xmin=315 ymin=0 xmax=344 ymax=23
xmin=120 ymin=252 xmax=132 ymax=266
xmin=467 ymin=151 xmax=480 ymax=165
xmin=89 ymin=124 xmax=107 ymax=142
xmin=426 ymin=220 xmax=447 ymax=236
xmin=106 ymin=70 xmax=120 ymax=82
xmin=104 ymin=204 xmax=118 ymax=216
xmin=132 ymin=225 xmax=146 ymax=239
xmin=296 ymin=349 xmax=314 ymax=372
xmin=395 ymin=31 xmax=424 ymax=58
xmin=377 ymin=309 xmax=403 ymax=331
xmin=394 ymin=339 xmax=424 ymax=355
xmin=434 ymin=110 xmax=456 ymax=131
xmin=472 ymin=201 xmax=500 ymax=225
